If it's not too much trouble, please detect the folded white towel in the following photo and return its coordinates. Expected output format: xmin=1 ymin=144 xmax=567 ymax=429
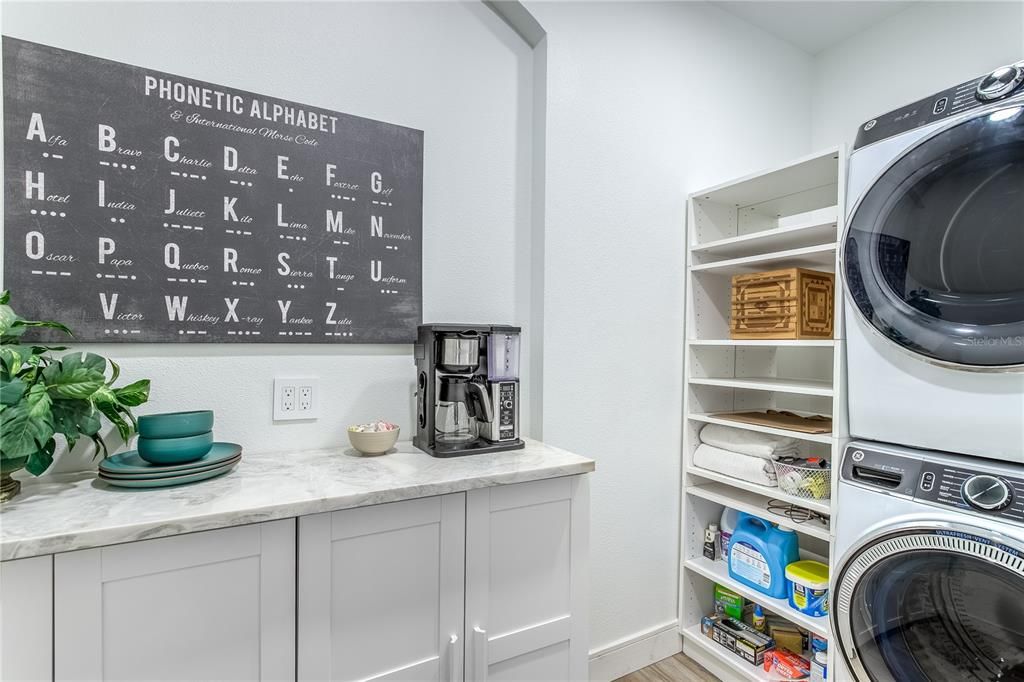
xmin=699 ymin=423 xmax=799 ymax=459
xmin=693 ymin=443 xmax=778 ymax=488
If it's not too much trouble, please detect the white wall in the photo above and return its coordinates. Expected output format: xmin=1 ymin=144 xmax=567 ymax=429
xmin=1 ymin=1 xmax=535 ymax=469
xmin=811 ymin=0 xmax=1024 ymax=148
xmin=526 ymin=0 xmax=814 ymax=659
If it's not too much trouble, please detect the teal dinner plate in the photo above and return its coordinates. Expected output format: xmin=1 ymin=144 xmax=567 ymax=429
xmin=98 ymin=455 xmax=241 ymax=480
xmin=98 ymin=460 xmax=239 ymax=489
xmin=99 ymin=442 xmax=242 ymax=475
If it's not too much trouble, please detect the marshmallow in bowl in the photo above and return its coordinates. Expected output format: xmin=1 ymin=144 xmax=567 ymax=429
xmin=348 ymin=419 xmax=398 ymax=433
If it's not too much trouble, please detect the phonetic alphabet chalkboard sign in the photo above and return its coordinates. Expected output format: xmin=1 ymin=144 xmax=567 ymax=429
xmin=2 ymin=37 xmax=423 ymax=343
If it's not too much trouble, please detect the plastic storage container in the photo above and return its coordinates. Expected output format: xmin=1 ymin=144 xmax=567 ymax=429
xmin=727 ymin=513 xmax=799 ymax=599
xmin=786 ymin=560 xmax=830 ymax=617
xmin=720 ymin=507 xmax=739 ymax=560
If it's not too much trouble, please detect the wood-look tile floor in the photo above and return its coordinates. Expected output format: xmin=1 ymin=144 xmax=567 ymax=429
xmin=614 ymin=653 xmax=719 ymax=682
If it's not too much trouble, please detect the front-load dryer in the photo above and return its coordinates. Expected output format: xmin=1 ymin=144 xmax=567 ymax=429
xmin=833 ymin=441 xmax=1024 ymax=681
xmin=843 ymin=61 xmax=1024 ymax=463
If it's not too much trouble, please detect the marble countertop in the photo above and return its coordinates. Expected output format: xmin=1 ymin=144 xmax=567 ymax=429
xmin=0 ymin=438 xmax=594 ymax=560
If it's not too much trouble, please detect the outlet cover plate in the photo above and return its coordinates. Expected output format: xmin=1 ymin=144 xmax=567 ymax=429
xmin=274 ymin=377 xmax=321 ymax=421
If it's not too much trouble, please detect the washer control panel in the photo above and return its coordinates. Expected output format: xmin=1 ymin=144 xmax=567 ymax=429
xmin=843 ymin=443 xmax=1024 ymax=524
xmin=916 ymin=461 xmax=1024 ymax=523
xmin=853 ymin=60 xmax=1024 ymax=150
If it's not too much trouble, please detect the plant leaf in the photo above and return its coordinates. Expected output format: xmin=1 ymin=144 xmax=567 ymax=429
xmin=114 ymin=379 xmax=150 ymax=407
xmin=25 ymin=382 xmax=52 ymax=420
xmin=95 ymin=400 xmax=132 ymax=443
xmin=90 ymin=433 xmax=108 ymax=460
xmin=108 ymin=359 xmax=121 ymax=385
xmin=30 ymin=346 xmax=68 ymax=354
xmin=62 ymin=352 xmax=106 ymax=375
xmin=51 ymin=399 xmax=99 ymax=441
xmin=42 ymin=360 xmax=104 ymax=400
xmin=0 ymin=304 xmax=19 ymax=337
xmin=0 ymin=378 xmax=27 ymax=405
xmin=25 ymin=439 xmax=56 ymax=476
xmin=0 ymin=290 xmax=9 ymax=305
xmin=0 ymin=402 xmax=54 ymax=460
xmin=12 ymin=319 xmax=74 ymax=337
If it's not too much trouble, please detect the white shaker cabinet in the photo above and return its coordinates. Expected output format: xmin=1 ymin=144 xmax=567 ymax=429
xmin=465 ymin=476 xmax=589 ymax=682
xmin=298 ymin=494 xmax=466 ymax=682
xmin=297 ymin=475 xmax=590 ymax=682
xmin=1 ymin=555 xmax=53 ymax=682
xmin=53 ymin=519 xmax=295 ymax=681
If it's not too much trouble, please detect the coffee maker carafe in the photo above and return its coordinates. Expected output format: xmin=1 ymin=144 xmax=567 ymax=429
xmin=414 ymin=324 xmax=525 ymax=457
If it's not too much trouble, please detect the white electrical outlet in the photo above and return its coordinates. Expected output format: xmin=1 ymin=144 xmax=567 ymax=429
xmin=274 ymin=378 xmax=320 ymax=421
xmin=298 ymin=386 xmax=313 ymax=412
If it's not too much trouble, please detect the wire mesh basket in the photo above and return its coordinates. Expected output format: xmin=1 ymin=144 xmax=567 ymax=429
xmin=773 ymin=459 xmax=831 ymax=500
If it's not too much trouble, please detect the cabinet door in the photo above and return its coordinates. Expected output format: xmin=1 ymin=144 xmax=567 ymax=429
xmin=54 ymin=520 xmax=295 ymax=681
xmin=465 ymin=476 xmax=589 ymax=682
xmin=298 ymin=494 xmax=465 ymax=682
xmin=1 ymin=555 xmax=53 ymax=682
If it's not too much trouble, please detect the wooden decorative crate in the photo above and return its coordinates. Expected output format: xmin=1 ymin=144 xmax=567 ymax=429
xmin=730 ymin=267 xmax=835 ymax=339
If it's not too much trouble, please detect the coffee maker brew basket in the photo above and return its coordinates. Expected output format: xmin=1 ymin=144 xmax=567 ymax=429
xmin=438 ymin=332 xmax=480 ymax=374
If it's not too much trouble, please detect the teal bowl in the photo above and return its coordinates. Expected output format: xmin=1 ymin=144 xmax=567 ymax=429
xmin=138 ymin=411 xmax=214 ymax=439
xmin=137 ymin=431 xmax=214 ymax=465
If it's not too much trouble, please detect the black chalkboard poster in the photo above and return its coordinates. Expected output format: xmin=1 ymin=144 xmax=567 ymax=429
xmin=2 ymin=37 xmax=423 ymax=343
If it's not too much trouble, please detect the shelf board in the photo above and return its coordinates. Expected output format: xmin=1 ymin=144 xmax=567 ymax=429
xmin=688 ymin=339 xmax=836 ymax=348
xmin=691 ymin=243 xmax=836 ymax=275
xmin=689 ymin=376 xmax=834 ymax=397
xmin=689 ymin=147 xmax=841 ymax=207
xmin=684 ymin=555 xmax=831 ymax=638
xmin=687 ymin=413 xmax=834 ymax=444
xmin=681 ymin=625 xmax=773 ymax=681
xmin=686 ymin=465 xmax=832 ymax=516
xmin=686 ymin=481 xmax=831 ymax=541
xmin=691 ymin=215 xmax=837 ymax=259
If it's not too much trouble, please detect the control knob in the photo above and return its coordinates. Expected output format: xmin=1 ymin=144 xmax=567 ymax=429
xmin=976 ymin=64 xmax=1024 ymax=101
xmin=962 ymin=474 xmax=1012 ymax=511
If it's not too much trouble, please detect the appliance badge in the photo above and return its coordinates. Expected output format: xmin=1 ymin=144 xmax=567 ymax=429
xmin=863 ymin=119 xmax=877 ymax=131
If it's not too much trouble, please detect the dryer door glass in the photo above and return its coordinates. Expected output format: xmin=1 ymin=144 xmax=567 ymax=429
xmin=845 ymin=103 xmax=1024 ymax=367
xmin=836 ymin=535 xmax=1024 ymax=681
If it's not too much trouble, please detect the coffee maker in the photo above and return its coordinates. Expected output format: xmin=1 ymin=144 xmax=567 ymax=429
xmin=414 ymin=324 xmax=524 ymax=457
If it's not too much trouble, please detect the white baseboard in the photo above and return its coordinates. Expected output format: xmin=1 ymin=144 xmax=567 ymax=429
xmin=588 ymin=620 xmax=682 ymax=681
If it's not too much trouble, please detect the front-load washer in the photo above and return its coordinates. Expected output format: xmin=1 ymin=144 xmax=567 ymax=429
xmin=833 ymin=440 xmax=1024 ymax=681
xmin=843 ymin=61 xmax=1024 ymax=463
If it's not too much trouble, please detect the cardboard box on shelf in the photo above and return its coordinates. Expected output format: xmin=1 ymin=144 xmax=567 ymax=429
xmin=702 ymin=614 xmax=776 ymax=667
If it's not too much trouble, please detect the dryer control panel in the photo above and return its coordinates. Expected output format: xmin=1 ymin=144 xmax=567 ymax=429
xmin=843 ymin=443 xmax=1024 ymax=525
xmin=853 ymin=60 xmax=1024 ymax=150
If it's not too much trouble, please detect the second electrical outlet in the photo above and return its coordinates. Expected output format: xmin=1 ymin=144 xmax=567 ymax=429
xmin=274 ymin=377 xmax=321 ymax=421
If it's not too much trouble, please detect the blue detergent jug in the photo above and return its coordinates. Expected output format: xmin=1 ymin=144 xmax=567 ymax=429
xmin=727 ymin=512 xmax=799 ymax=599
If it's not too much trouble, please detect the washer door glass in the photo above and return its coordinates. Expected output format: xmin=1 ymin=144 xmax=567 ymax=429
xmin=845 ymin=103 xmax=1024 ymax=366
xmin=843 ymin=549 xmax=1024 ymax=681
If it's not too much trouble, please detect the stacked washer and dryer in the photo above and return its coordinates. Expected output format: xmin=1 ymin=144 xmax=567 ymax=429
xmin=834 ymin=63 xmax=1024 ymax=680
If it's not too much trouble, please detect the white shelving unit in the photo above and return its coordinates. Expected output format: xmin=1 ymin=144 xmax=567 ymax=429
xmin=678 ymin=147 xmax=848 ymax=681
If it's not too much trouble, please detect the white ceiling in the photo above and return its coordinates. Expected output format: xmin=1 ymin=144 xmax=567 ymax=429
xmin=712 ymin=1 xmax=913 ymax=54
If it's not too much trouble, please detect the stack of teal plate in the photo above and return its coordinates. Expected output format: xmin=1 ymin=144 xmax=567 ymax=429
xmin=98 ymin=410 xmax=241 ymax=489
xmin=98 ymin=443 xmax=242 ymax=488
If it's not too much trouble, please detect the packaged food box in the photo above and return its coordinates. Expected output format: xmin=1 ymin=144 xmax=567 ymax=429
xmin=764 ymin=648 xmax=811 ymax=679
xmin=714 ymin=583 xmax=746 ymax=620
xmin=703 ymin=614 xmax=776 ymax=666
xmin=769 ymin=622 xmax=807 ymax=655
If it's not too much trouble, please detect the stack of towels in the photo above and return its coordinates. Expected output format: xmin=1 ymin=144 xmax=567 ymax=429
xmin=693 ymin=423 xmax=798 ymax=487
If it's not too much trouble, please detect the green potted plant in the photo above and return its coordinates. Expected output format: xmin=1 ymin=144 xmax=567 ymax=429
xmin=0 ymin=290 xmax=150 ymax=501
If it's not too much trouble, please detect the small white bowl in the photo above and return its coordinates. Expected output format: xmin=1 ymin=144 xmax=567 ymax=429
xmin=347 ymin=427 xmax=399 ymax=455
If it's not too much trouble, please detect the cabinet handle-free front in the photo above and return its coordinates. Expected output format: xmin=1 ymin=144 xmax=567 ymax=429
xmin=473 ymin=626 xmax=488 ymax=681
xmin=449 ymin=634 xmax=459 ymax=682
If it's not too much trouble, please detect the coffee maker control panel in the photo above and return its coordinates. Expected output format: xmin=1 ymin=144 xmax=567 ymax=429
xmin=497 ymin=381 xmax=518 ymax=441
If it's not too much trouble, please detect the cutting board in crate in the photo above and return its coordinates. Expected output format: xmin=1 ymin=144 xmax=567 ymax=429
xmin=730 ymin=267 xmax=834 ymax=339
